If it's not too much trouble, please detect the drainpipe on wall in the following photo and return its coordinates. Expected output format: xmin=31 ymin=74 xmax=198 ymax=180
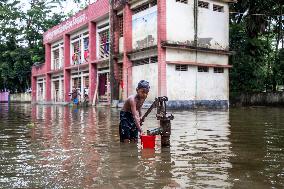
xmin=194 ymin=0 xmax=198 ymax=100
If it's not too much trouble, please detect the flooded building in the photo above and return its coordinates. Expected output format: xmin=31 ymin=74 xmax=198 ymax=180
xmin=31 ymin=0 xmax=234 ymax=108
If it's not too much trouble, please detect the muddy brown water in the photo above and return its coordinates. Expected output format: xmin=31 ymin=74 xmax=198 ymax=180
xmin=0 ymin=104 xmax=283 ymax=189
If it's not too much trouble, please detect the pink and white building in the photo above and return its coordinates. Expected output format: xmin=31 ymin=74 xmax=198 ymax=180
xmin=31 ymin=0 xmax=234 ymax=108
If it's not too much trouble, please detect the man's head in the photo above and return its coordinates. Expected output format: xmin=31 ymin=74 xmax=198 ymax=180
xmin=136 ymin=80 xmax=150 ymax=99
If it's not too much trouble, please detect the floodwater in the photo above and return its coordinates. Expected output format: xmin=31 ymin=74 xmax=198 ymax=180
xmin=0 ymin=104 xmax=283 ymax=189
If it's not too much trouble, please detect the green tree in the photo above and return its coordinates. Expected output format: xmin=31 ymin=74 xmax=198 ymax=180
xmin=0 ymin=0 xmax=66 ymax=92
xmin=229 ymin=0 xmax=284 ymax=93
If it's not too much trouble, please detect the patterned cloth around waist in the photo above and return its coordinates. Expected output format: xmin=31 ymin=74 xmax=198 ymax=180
xmin=120 ymin=111 xmax=136 ymax=130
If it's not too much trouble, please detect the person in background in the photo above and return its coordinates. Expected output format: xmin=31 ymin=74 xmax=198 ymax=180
xmin=71 ymin=87 xmax=80 ymax=105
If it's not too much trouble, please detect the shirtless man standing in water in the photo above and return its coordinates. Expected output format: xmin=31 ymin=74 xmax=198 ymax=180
xmin=119 ymin=80 xmax=150 ymax=143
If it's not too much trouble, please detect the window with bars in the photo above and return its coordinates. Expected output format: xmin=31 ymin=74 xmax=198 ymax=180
xmin=61 ymin=47 xmax=64 ymax=67
xmin=118 ymin=16 xmax=123 ymax=37
xmin=198 ymin=1 xmax=209 ymax=9
xmin=198 ymin=66 xmax=209 ymax=72
xmin=72 ymin=40 xmax=81 ymax=65
xmin=83 ymin=37 xmax=89 ymax=62
xmin=73 ymin=77 xmax=82 ymax=90
xmin=71 ymin=32 xmax=89 ymax=65
xmin=52 ymin=42 xmax=63 ymax=70
xmin=213 ymin=4 xmax=224 ymax=12
xmin=133 ymin=3 xmax=149 ymax=14
xmin=176 ymin=0 xmax=188 ymax=4
xmin=84 ymin=76 xmax=89 ymax=87
xmin=132 ymin=1 xmax=157 ymax=15
xmin=53 ymin=49 xmax=60 ymax=70
xmin=175 ymin=65 xmax=188 ymax=71
xmin=99 ymin=30 xmax=110 ymax=59
xmin=132 ymin=56 xmax=158 ymax=66
xmin=214 ymin=67 xmax=224 ymax=73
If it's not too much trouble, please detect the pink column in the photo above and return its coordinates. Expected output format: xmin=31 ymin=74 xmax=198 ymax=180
xmin=123 ymin=4 xmax=132 ymax=100
xmin=45 ymin=43 xmax=51 ymax=72
xmin=64 ymin=34 xmax=71 ymax=102
xmin=45 ymin=43 xmax=52 ymax=101
xmin=46 ymin=74 xmax=51 ymax=101
xmin=113 ymin=16 xmax=120 ymax=81
xmin=88 ymin=21 xmax=97 ymax=103
xmin=157 ymin=0 xmax=167 ymax=96
xmin=31 ymin=75 xmax=37 ymax=102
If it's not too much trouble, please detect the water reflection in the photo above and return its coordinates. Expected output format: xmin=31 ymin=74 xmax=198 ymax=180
xmin=0 ymin=104 xmax=283 ymax=188
xmin=229 ymin=107 xmax=284 ymax=188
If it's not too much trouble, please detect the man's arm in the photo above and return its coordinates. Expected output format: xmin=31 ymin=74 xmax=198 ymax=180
xmin=130 ymin=97 xmax=142 ymax=133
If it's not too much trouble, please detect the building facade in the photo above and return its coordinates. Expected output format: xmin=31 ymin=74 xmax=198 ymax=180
xmin=32 ymin=0 xmax=234 ymax=108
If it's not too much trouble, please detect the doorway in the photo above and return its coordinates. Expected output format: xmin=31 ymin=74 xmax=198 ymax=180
xmin=98 ymin=72 xmax=110 ymax=103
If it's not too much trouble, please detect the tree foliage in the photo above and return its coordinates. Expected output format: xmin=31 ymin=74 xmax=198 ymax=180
xmin=0 ymin=0 xmax=66 ymax=92
xmin=230 ymin=0 xmax=284 ymax=93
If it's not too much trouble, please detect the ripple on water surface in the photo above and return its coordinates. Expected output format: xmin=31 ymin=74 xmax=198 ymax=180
xmin=0 ymin=104 xmax=284 ymax=188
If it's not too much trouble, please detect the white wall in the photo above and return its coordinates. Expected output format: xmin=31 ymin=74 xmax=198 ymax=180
xmin=132 ymin=63 xmax=158 ymax=101
xmin=166 ymin=0 xmax=194 ymax=43
xmin=166 ymin=49 xmax=228 ymax=66
xmin=198 ymin=1 xmax=229 ymax=50
xmin=132 ymin=6 xmax=157 ymax=50
xmin=167 ymin=64 xmax=196 ymax=100
xmin=166 ymin=0 xmax=229 ymax=50
xmin=166 ymin=65 xmax=229 ymax=101
xmin=196 ymin=68 xmax=229 ymax=100
xmin=165 ymin=0 xmax=229 ymax=101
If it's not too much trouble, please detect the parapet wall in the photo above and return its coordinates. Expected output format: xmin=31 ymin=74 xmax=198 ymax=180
xmin=9 ymin=93 xmax=31 ymax=103
xmin=231 ymin=92 xmax=284 ymax=106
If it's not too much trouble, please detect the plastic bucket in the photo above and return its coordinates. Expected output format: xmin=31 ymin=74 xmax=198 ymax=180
xmin=141 ymin=135 xmax=156 ymax=148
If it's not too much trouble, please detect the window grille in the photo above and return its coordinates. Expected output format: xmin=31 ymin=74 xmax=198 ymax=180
xmin=71 ymin=35 xmax=80 ymax=41
xmin=83 ymin=37 xmax=89 ymax=62
xmin=133 ymin=56 xmax=158 ymax=66
xmin=98 ymin=23 xmax=109 ymax=30
xmin=72 ymin=40 xmax=81 ymax=65
xmin=53 ymin=49 xmax=60 ymax=70
xmin=98 ymin=67 xmax=109 ymax=72
xmin=133 ymin=58 xmax=149 ymax=66
xmin=132 ymin=1 xmax=157 ymax=14
xmin=99 ymin=30 xmax=110 ymax=59
xmin=83 ymin=37 xmax=89 ymax=50
xmin=198 ymin=1 xmax=209 ymax=9
xmin=73 ymin=77 xmax=81 ymax=89
xmin=52 ymin=44 xmax=60 ymax=48
xmin=175 ymin=65 xmax=188 ymax=71
xmin=198 ymin=66 xmax=209 ymax=72
xmin=133 ymin=3 xmax=149 ymax=14
xmin=213 ymin=4 xmax=224 ymax=12
xmin=118 ymin=16 xmax=123 ymax=37
xmin=214 ymin=67 xmax=224 ymax=73
xmin=176 ymin=0 xmax=188 ymax=4
xmin=84 ymin=76 xmax=89 ymax=87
